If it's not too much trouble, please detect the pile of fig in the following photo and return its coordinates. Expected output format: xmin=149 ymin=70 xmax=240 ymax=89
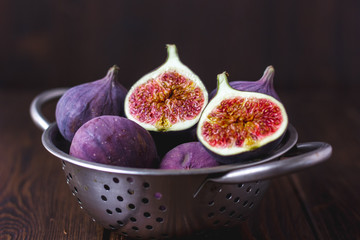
xmin=55 ymin=44 xmax=289 ymax=169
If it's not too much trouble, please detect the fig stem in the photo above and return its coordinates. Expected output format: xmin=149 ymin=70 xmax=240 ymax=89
xmin=216 ymin=71 xmax=232 ymax=93
xmin=166 ymin=44 xmax=180 ymax=63
xmin=259 ymin=65 xmax=275 ymax=84
xmin=107 ymin=65 xmax=120 ymax=81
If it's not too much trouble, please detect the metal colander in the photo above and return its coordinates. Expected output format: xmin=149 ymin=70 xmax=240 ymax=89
xmin=30 ymin=89 xmax=332 ymax=239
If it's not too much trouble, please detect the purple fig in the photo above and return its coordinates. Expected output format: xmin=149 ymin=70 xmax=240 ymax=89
xmin=160 ymin=142 xmax=220 ymax=169
xmin=69 ymin=116 xmax=158 ymax=168
xmin=209 ymin=66 xmax=280 ymax=101
xmin=56 ymin=65 xmax=127 ymax=142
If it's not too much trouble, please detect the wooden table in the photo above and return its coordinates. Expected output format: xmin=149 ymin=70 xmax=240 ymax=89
xmin=0 ymin=87 xmax=359 ymax=240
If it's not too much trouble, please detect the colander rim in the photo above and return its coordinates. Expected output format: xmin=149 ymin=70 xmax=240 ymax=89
xmin=42 ymin=122 xmax=298 ymax=176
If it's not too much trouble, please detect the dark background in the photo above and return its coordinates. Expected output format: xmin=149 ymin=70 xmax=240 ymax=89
xmin=1 ymin=0 xmax=359 ymax=93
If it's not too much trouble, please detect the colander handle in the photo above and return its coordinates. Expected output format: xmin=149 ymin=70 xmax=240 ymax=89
xmin=206 ymin=141 xmax=332 ymax=184
xmin=30 ymin=88 xmax=68 ymax=131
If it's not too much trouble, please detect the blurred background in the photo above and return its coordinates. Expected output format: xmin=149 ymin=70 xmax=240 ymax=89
xmin=1 ymin=0 xmax=359 ymax=93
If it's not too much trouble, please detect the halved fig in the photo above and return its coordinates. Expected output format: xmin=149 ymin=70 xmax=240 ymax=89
xmin=197 ymin=72 xmax=288 ymax=164
xmin=124 ymin=44 xmax=208 ymax=132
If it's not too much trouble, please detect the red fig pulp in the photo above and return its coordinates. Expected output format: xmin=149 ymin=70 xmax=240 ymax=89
xmin=56 ymin=65 xmax=127 ymax=142
xmin=70 ymin=116 xmax=158 ymax=168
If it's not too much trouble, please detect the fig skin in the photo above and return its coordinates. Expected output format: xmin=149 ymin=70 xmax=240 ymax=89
xmin=160 ymin=142 xmax=220 ymax=169
xmin=209 ymin=66 xmax=280 ymax=101
xmin=69 ymin=116 xmax=159 ymax=168
xmin=56 ymin=65 xmax=127 ymax=142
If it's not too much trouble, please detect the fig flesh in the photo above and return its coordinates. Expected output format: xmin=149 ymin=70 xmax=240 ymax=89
xmin=56 ymin=65 xmax=127 ymax=142
xmin=197 ymin=72 xmax=288 ymax=164
xmin=209 ymin=66 xmax=280 ymax=101
xmin=160 ymin=142 xmax=220 ymax=169
xmin=69 ymin=116 xmax=158 ymax=168
xmin=124 ymin=44 xmax=208 ymax=132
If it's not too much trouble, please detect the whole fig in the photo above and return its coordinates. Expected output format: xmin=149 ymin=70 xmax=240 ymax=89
xmin=56 ymin=65 xmax=127 ymax=142
xmin=197 ymin=72 xmax=288 ymax=164
xmin=160 ymin=142 xmax=220 ymax=169
xmin=69 ymin=116 xmax=158 ymax=168
xmin=209 ymin=66 xmax=280 ymax=101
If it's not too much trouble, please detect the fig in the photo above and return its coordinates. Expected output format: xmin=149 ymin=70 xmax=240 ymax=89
xmin=197 ymin=72 xmax=289 ymax=164
xmin=56 ymin=65 xmax=127 ymax=142
xmin=124 ymin=44 xmax=208 ymax=132
xmin=69 ymin=116 xmax=158 ymax=168
xmin=209 ymin=66 xmax=280 ymax=101
xmin=159 ymin=142 xmax=220 ymax=169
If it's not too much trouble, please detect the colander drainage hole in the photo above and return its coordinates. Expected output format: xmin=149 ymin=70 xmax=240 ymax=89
xmin=130 ymin=217 xmax=137 ymax=222
xmin=219 ymin=206 xmax=226 ymax=213
xmin=113 ymin=177 xmax=119 ymax=183
xmin=234 ymin=197 xmax=240 ymax=203
xmin=117 ymin=220 xmax=124 ymax=226
xmin=144 ymin=212 xmax=151 ymax=218
xmin=116 ymin=208 xmax=122 ymax=213
xmin=246 ymin=186 xmax=252 ymax=192
xmin=128 ymin=204 xmax=136 ymax=210
xmin=154 ymin=192 xmax=162 ymax=200
xmin=132 ymin=226 xmax=139 ymax=231
xmin=143 ymin=182 xmax=150 ymax=189
xmin=142 ymin=198 xmax=149 ymax=204
xmin=224 ymin=220 xmax=231 ymax=226
xmin=213 ymin=220 xmax=220 ymax=225
xmin=146 ymin=225 xmax=153 ymax=230
xmin=127 ymin=177 xmax=134 ymax=183
xmin=208 ymin=212 xmax=215 ymax=218
xmin=159 ymin=205 xmax=166 ymax=212
xmin=238 ymin=183 xmax=244 ymax=188
xmin=101 ymin=195 xmax=107 ymax=201
xmin=255 ymin=188 xmax=260 ymax=195
xmin=128 ymin=189 xmax=135 ymax=195
xmin=225 ymin=193 xmax=232 ymax=199
xmin=106 ymin=209 xmax=113 ymax=215
xmin=117 ymin=196 xmax=124 ymax=201
xmin=208 ymin=200 xmax=215 ymax=206
xmin=104 ymin=184 xmax=110 ymax=191
xmin=156 ymin=217 xmax=164 ymax=223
